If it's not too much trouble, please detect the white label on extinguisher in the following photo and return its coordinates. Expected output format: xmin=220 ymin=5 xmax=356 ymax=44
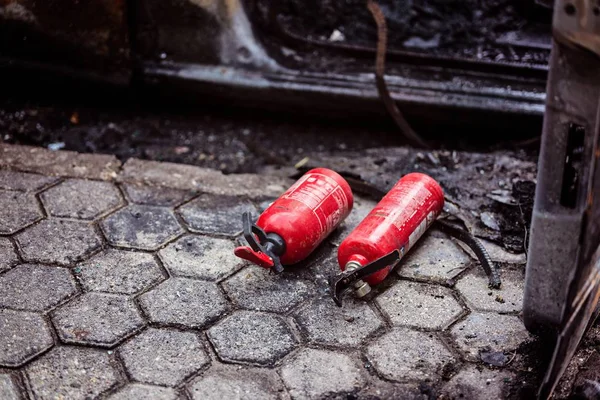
xmin=407 ymin=211 xmax=436 ymax=250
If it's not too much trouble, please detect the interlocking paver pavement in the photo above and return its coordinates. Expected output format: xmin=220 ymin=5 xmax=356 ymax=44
xmin=0 ymin=145 xmax=539 ymax=399
xmin=119 ymin=328 xmax=209 ymax=386
xmin=52 ymin=292 xmax=145 ymax=347
xmin=159 ymin=234 xmax=243 ymax=281
xmin=0 ymin=309 xmax=54 ymax=367
xmin=26 ymin=346 xmax=120 ymax=400
xmin=40 ymin=178 xmax=122 ymax=219
xmin=76 ymin=248 xmax=165 ymax=294
xmin=15 ymin=219 xmax=102 ymax=265
xmin=0 ymin=264 xmax=78 ymax=311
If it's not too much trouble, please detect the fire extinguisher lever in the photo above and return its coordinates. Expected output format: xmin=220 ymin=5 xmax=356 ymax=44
xmin=331 ymin=249 xmax=402 ymax=307
xmin=240 ymin=212 xmax=286 ymax=273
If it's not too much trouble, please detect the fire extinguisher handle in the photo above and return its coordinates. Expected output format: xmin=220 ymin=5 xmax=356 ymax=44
xmin=331 ymin=249 xmax=402 ymax=306
xmin=242 ymin=212 xmax=268 ymax=252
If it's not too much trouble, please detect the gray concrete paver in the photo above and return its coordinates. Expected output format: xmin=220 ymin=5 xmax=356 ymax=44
xmin=0 ymin=190 xmax=43 ymax=234
xmin=139 ymin=277 xmax=228 ymax=329
xmin=40 ymin=179 xmax=122 ymax=219
xmin=52 ymin=292 xmax=145 ymax=347
xmin=76 ymin=249 xmax=165 ymax=295
xmin=178 ymin=194 xmax=256 ymax=236
xmin=208 ymin=310 xmax=297 ymax=366
xmin=0 ymin=238 xmax=18 ymax=273
xmin=0 ymin=373 xmax=19 ymax=400
xmin=440 ymin=365 xmax=515 ymax=400
xmin=101 ymin=205 xmax=184 ymax=250
xmin=0 ymin=170 xmax=57 ymax=192
xmin=15 ymin=219 xmax=102 ymax=265
xmin=25 ymin=346 xmax=120 ymax=400
xmin=0 ymin=264 xmax=78 ymax=312
xmin=222 ymin=265 xmax=315 ymax=313
xmin=119 ymin=327 xmax=209 ymax=387
xmin=376 ymin=281 xmax=464 ymax=330
xmin=280 ymin=348 xmax=365 ymax=399
xmin=0 ymin=309 xmax=54 ymax=367
xmin=159 ymin=235 xmax=243 ymax=281
xmin=107 ymin=383 xmax=179 ymax=400
xmin=123 ymin=183 xmax=195 ymax=207
xmin=456 ymin=269 xmax=524 ymax=313
xmin=293 ymin=296 xmax=384 ymax=347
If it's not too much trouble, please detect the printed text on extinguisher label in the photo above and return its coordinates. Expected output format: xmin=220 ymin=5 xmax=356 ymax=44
xmin=283 ymin=173 xmax=349 ymax=235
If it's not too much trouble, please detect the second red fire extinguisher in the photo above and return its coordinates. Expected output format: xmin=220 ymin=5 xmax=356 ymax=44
xmin=235 ymin=167 xmax=353 ymax=273
xmin=331 ymin=172 xmax=444 ymax=305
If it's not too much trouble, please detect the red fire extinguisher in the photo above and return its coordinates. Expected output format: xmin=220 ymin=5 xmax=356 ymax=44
xmin=234 ymin=168 xmax=354 ymax=273
xmin=331 ymin=172 xmax=444 ymax=305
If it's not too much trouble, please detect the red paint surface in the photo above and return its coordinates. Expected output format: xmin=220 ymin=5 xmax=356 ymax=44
xmin=338 ymin=172 xmax=444 ymax=285
xmin=239 ymin=168 xmax=353 ymax=267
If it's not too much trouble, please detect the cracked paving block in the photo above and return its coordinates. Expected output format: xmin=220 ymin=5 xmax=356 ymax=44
xmin=101 ymin=205 xmax=184 ymax=250
xmin=0 ymin=170 xmax=57 ymax=192
xmin=450 ymin=313 xmax=531 ymax=361
xmin=108 ymin=383 xmax=178 ymax=400
xmin=15 ymin=219 xmax=102 ymax=266
xmin=222 ymin=266 xmax=314 ymax=313
xmin=208 ymin=310 xmax=297 ymax=366
xmin=397 ymin=232 xmax=472 ymax=284
xmin=0 ymin=238 xmax=18 ymax=273
xmin=178 ymin=194 xmax=256 ymax=236
xmin=138 ymin=278 xmax=227 ymax=329
xmin=123 ymin=183 xmax=195 ymax=207
xmin=0 ymin=374 xmax=19 ymax=400
xmin=76 ymin=249 xmax=165 ymax=295
xmin=0 ymin=190 xmax=43 ymax=234
xmin=159 ymin=235 xmax=243 ymax=281
xmin=0 ymin=309 xmax=54 ymax=367
xmin=189 ymin=364 xmax=286 ymax=400
xmin=376 ymin=281 xmax=464 ymax=330
xmin=26 ymin=346 xmax=119 ymax=400
xmin=294 ymin=296 xmax=384 ymax=347
xmin=40 ymin=179 xmax=122 ymax=219
xmin=456 ymin=269 xmax=524 ymax=313
xmin=119 ymin=328 xmax=209 ymax=387
xmin=440 ymin=365 xmax=514 ymax=399
xmin=52 ymin=292 xmax=145 ymax=347
xmin=366 ymin=328 xmax=456 ymax=382
xmin=280 ymin=348 xmax=365 ymax=399
xmin=0 ymin=264 xmax=77 ymax=311
xmin=330 ymin=196 xmax=378 ymax=245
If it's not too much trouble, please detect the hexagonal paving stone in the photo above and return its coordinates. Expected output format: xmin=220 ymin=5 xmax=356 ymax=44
xmin=40 ymin=179 xmax=122 ymax=219
xmin=178 ymin=194 xmax=256 ymax=236
xmin=188 ymin=364 xmax=286 ymax=400
xmin=138 ymin=278 xmax=228 ymax=329
xmin=450 ymin=313 xmax=531 ymax=361
xmin=52 ymin=292 xmax=145 ymax=347
xmin=0 ymin=190 xmax=43 ymax=234
xmin=208 ymin=310 xmax=297 ymax=366
xmin=0 ymin=309 xmax=54 ymax=367
xmin=15 ymin=219 xmax=102 ymax=266
xmin=329 ymin=195 xmax=378 ymax=246
xmin=0 ymin=373 xmax=20 ymax=400
xmin=76 ymin=249 xmax=165 ymax=295
xmin=294 ymin=296 xmax=384 ymax=347
xmin=108 ymin=383 xmax=178 ymax=400
xmin=397 ymin=232 xmax=472 ymax=284
xmin=376 ymin=281 xmax=464 ymax=330
xmin=101 ymin=205 xmax=184 ymax=250
xmin=0 ymin=170 xmax=57 ymax=192
xmin=440 ymin=365 xmax=515 ymax=399
xmin=366 ymin=328 xmax=456 ymax=382
xmin=159 ymin=235 xmax=243 ymax=281
xmin=123 ymin=183 xmax=194 ymax=207
xmin=456 ymin=269 xmax=524 ymax=313
xmin=280 ymin=348 xmax=365 ymax=399
xmin=119 ymin=328 xmax=209 ymax=387
xmin=222 ymin=266 xmax=315 ymax=313
xmin=0 ymin=264 xmax=78 ymax=311
xmin=0 ymin=238 xmax=18 ymax=273
xmin=26 ymin=346 xmax=119 ymax=400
